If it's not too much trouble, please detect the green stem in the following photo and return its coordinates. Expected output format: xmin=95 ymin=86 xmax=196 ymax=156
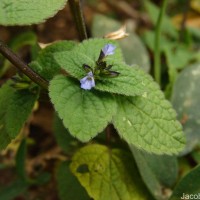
xmin=0 ymin=40 xmax=49 ymax=90
xmin=154 ymin=0 xmax=167 ymax=85
xmin=69 ymin=0 xmax=88 ymax=41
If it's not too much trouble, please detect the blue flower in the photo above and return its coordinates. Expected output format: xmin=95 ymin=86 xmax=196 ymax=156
xmin=102 ymin=44 xmax=116 ymax=56
xmin=80 ymin=71 xmax=95 ymax=90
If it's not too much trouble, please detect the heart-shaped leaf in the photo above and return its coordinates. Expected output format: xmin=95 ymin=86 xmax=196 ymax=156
xmin=49 ymin=75 xmax=117 ymax=142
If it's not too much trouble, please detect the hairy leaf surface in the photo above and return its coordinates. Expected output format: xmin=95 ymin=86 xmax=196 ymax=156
xmin=49 ymin=75 xmax=117 ymax=142
xmin=113 ymin=69 xmax=185 ymax=154
xmin=94 ymin=63 xmax=146 ymax=96
xmin=54 ymin=38 xmax=123 ymax=79
xmin=30 ymin=41 xmax=75 ymax=80
xmin=0 ymin=0 xmax=68 ymax=25
xmin=54 ymin=39 xmax=146 ymax=96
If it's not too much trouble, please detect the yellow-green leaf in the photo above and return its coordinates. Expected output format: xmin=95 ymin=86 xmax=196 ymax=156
xmin=70 ymin=144 xmax=151 ymax=200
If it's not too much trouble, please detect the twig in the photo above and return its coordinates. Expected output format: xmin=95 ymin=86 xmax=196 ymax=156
xmin=153 ymin=0 xmax=167 ymax=85
xmin=69 ymin=0 xmax=88 ymax=41
xmin=0 ymin=40 xmax=49 ymax=90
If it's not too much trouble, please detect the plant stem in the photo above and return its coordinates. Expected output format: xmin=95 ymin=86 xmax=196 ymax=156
xmin=153 ymin=0 xmax=167 ymax=85
xmin=0 ymin=40 xmax=49 ymax=89
xmin=69 ymin=0 xmax=88 ymax=41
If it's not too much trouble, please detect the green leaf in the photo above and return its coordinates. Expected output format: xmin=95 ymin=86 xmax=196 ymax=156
xmin=113 ymin=69 xmax=185 ymax=155
xmin=171 ymin=63 xmax=200 ymax=154
xmin=95 ymin=63 xmax=147 ymax=96
xmin=73 ymin=38 xmax=124 ymax=64
xmin=54 ymin=39 xmax=123 ymax=78
xmin=0 ymin=81 xmax=38 ymax=150
xmin=56 ymin=161 xmax=90 ymax=200
xmin=92 ymin=14 xmax=150 ymax=72
xmin=70 ymin=144 xmax=151 ymax=200
xmin=54 ymin=39 xmax=146 ymax=96
xmin=49 ymin=75 xmax=117 ymax=142
xmin=0 ymin=82 xmax=15 ymax=149
xmin=30 ymin=40 xmax=75 ymax=80
xmin=0 ymin=0 xmax=68 ymax=25
xmin=170 ymin=165 xmax=200 ymax=200
xmin=54 ymin=50 xmax=96 ymax=79
xmin=5 ymin=88 xmax=39 ymax=139
xmin=54 ymin=114 xmax=76 ymax=153
xmin=15 ymin=139 xmax=27 ymax=180
xmin=0 ymin=179 xmax=28 ymax=200
xmin=130 ymin=145 xmax=178 ymax=200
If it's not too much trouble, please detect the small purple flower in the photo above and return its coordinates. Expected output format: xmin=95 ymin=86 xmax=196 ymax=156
xmin=80 ymin=71 xmax=95 ymax=90
xmin=102 ymin=44 xmax=116 ymax=56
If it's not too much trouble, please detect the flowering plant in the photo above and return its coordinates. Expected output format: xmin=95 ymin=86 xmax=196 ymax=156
xmin=80 ymin=44 xmax=119 ymax=90
xmin=49 ymin=38 xmax=185 ymax=155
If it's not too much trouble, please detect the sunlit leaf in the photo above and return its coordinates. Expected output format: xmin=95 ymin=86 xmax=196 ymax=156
xmin=70 ymin=144 xmax=151 ymax=200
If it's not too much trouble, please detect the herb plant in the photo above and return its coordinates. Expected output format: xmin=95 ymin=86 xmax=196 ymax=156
xmin=0 ymin=0 xmax=199 ymax=200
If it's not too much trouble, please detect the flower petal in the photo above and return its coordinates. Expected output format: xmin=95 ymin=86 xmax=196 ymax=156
xmin=80 ymin=76 xmax=88 ymax=84
xmin=80 ymin=71 xmax=95 ymax=90
xmin=102 ymin=44 xmax=116 ymax=56
xmin=87 ymin=71 xmax=93 ymax=77
xmin=80 ymin=79 xmax=93 ymax=90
